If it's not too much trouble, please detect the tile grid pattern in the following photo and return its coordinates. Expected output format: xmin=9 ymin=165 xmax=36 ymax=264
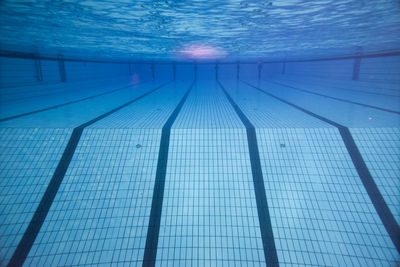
xmin=351 ymin=128 xmax=400 ymax=224
xmin=268 ymin=75 xmax=400 ymax=97
xmin=6 ymin=81 xmax=171 ymax=266
xmin=90 ymin=81 xmax=190 ymax=129
xmin=220 ymin=80 xmax=329 ymax=128
xmin=0 ymin=77 xmax=135 ymax=121
xmin=173 ymin=82 xmax=243 ymax=129
xmin=24 ymin=129 xmax=161 ymax=266
xmin=157 ymin=129 xmax=265 ymax=266
xmin=0 ymin=128 xmax=72 ymax=265
xmin=243 ymin=79 xmax=400 ymax=128
xmin=157 ymin=81 xmax=266 ymax=265
xmin=0 ymin=78 xmax=398 ymax=266
xmin=257 ymin=128 xmax=399 ymax=266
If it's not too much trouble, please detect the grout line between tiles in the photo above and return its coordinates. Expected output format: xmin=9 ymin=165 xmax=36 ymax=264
xmin=241 ymin=79 xmax=400 ymax=253
xmin=0 ymin=80 xmax=152 ymax=122
xmin=7 ymin=81 xmax=172 ymax=267
xmin=142 ymin=80 xmax=195 ymax=267
xmin=218 ymin=80 xmax=279 ymax=267
xmin=263 ymin=79 xmax=400 ymax=114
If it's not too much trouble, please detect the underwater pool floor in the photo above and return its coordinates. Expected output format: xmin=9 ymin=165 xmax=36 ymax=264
xmin=0 ymin=77 xmax=399 ymax=266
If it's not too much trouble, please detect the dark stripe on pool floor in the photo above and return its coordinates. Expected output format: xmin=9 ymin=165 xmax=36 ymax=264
xmin=241 ymin=79 xmax=400 ymax=254
xmin=218 ymin=80 xmax=279 ymax=267
xmin=143 ymin=80 xmax=195 ymax=267
xmin=0 ymin=80 xmax=152 ymax=122
xmin=266 ymin=77 xmax=400 ymax=98
xmin=264 ymin=79 xmax=400 ymax=115
xmin=7 ymin=81 xmax=171 ymax=267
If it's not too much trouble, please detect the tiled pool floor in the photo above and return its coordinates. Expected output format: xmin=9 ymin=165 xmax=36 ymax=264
xmin=0 ymin=77 xmax=399 ymax=266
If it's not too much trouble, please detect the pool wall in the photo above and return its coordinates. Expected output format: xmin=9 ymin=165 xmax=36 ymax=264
xmin=1 ymin=53 xmax=399 ymax=87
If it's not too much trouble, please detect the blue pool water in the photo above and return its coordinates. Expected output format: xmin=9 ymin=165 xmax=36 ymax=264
xmin=0 ymin=1 xmax=400 ymax=266
xmin=1 ymin=0 xmax=400 ymax=61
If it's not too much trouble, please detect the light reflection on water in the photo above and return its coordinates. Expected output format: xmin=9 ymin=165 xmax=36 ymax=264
xmin=0 ymin=0 xmax=399 ymax=61
xmin=176 ymin=44 xmax=226 ymax=60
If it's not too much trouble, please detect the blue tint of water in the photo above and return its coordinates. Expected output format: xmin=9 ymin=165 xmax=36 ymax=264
xmin=0 ymin=0 xmax=399 ymax=61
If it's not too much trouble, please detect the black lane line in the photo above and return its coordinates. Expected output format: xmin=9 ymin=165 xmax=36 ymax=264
xmin=218 ymin=80 xmax=279 ymax=267
xmin=267 ymin=77 xmax=400 ymax=98
xmin=1 ymin=76 xmax=137 ymax=97
xmin=7 ymin=81 xmax=171 ymax=267
xmin=143 ymin=81 xmax=195 ymax=267
xmin=242 ymin=80 xmax=400 ymax=253
xmin=2 ymin=78 xmax=144 ymax=103
xmin=0 ymin=81 xmax=151 ymax=122
xmin=263 ymin=79 xmax=400 ymax=115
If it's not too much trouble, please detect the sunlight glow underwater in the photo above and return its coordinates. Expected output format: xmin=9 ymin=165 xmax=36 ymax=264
xmin=177 ymin=44 xmax=226 ymax=60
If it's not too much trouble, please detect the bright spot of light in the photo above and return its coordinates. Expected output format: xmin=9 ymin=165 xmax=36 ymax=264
xmin=177 ymin=44 xmax=226 ymax=59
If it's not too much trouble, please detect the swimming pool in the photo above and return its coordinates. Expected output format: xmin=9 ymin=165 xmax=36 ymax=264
xmin=0 ymin=0 xmax=400 ymax=266
xmin=0 ymin=57 xmax=399 ymax=266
